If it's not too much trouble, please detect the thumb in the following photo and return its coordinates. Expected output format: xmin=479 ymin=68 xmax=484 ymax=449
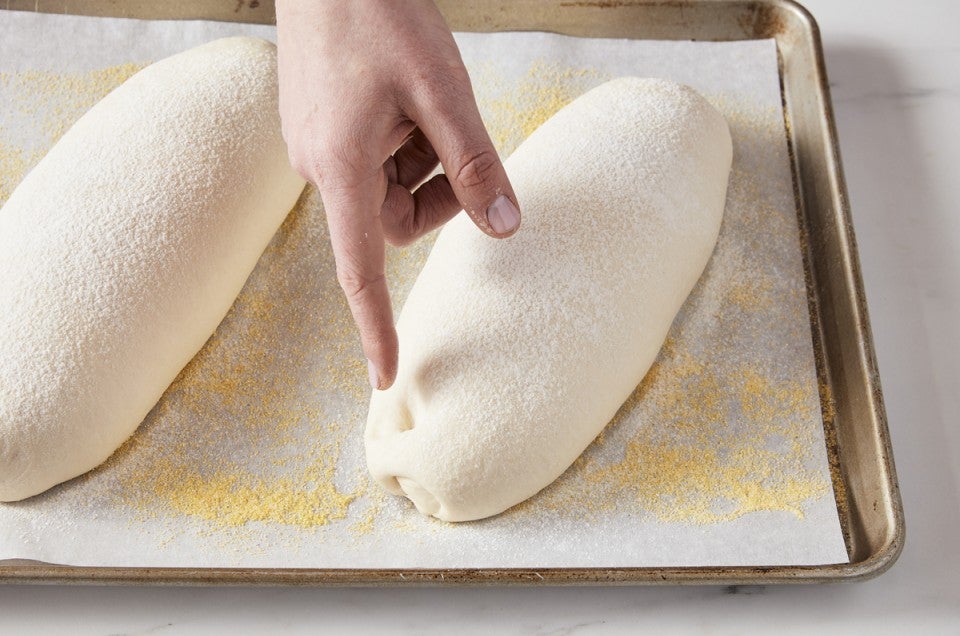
xmin=414 ymin=86 xmax=521 ymax=238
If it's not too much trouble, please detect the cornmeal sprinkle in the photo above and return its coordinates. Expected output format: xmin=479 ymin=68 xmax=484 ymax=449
xmin=139 ymin=452 xmax=354 ymax=529
xmin=0 ymin=139 xmax=30 ymax=203
xmin=2 ymin=56 xmax=836 ymax=542
xmin=475 ymin=60 xmax=609 ymax=156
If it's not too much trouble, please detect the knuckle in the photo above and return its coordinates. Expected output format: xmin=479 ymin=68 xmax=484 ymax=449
xmin=284 ymin=123 xmax=377 ymax=189
xmin=453 ymin=148 xmax=500 ymax=191
xmin=414 ymin=63 xmax=470 ymax=109
xmin=336 ymin=266 xmax=385 ymax=303
xmin=316 ymin=141 xmax=354 ymax=182
xmin=319 ymin=137 xmax=382 ymax=192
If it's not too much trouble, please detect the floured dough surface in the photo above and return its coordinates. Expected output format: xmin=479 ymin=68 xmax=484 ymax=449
xmin=365 ymin=78 xmax=732 ymax=522
xmin=0 ymin=37 xmax=305 ymax=501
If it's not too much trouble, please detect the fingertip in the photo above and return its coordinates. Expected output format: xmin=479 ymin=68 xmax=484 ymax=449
xmin=381 ymin=344 xmax=399 ymax=389
xmin=367 ymin=357 xmax=398 ymax=391
xmin=378 ymin=370 xmax=397 ymax=391
xmin=364 ymin=328 xmax=399 ymax=391
xmin=367 ymin=358 xmax=380 ymax=390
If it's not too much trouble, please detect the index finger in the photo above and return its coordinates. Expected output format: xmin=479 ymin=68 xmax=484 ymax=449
xmin=319 ymin=167 xmax=398 ymax=390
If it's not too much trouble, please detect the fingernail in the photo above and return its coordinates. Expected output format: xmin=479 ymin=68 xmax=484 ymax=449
xmin=367 ymin=359 xmax=380 ymax=390
xmin=486 ymin=194 xmax=520 ymax=234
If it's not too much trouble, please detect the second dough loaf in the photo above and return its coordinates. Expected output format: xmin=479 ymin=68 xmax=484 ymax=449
xmin=365 ymin=78 xmax=732 ymax=522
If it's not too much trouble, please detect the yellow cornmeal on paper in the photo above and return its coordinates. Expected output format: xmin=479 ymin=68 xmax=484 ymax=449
xmin=0 ymin=64 xmax=144 ymax=150
xmin=0 ymin=139 xmax=30 ymax=203
xmin=586 ymin=358 xmax=829 ymax=523
xmin=1 ymin=64 xmax=143 ymax=143
xmin=127 ymin=453 xmax=354 ymax=529
xmin=3 ymin=56 xmax=834 ymax=539
xmin=511 ymin=342 xmax=830 ymax=524
xmin=474 ymin=59 xmax=609 ymax=156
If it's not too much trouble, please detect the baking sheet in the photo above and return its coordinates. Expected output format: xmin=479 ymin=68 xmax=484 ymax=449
xmin=0 ymin=10 xmax=848 ymax=568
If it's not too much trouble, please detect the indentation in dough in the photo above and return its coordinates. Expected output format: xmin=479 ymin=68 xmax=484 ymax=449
xmin=367 ymin=400 xmax=414 ymax=439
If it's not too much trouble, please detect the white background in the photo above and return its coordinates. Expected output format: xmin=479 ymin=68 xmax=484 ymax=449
xmin=1 ymin=0 xmax=958 ymax=632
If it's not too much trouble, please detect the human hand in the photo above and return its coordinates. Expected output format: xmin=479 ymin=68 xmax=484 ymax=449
xmin=276 ymin=0 xmax=521 ymax=390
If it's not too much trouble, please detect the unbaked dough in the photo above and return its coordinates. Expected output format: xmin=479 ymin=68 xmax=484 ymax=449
xmin=0 ymin=37 xmax=305 ymax=501
xmin=365 ymin=78 xmax=732 ymax=522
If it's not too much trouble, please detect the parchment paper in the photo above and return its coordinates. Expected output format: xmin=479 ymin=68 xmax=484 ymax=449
xmin=0 ymin=11 xmax=849 ymax=568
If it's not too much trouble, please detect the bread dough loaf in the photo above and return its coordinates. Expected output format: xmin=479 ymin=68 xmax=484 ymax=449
xmin=0 ymin=37 xmax=305 ymax=501
xmin=365 ymin=78 xmax=732 ymax=522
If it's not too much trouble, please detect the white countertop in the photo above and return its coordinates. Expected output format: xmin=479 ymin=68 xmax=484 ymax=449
xmin=2 ymin=0 xmax=958 ymax=632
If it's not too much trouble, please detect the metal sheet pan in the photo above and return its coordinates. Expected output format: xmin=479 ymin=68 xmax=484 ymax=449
xmin=0 ymin=0 xmax=904 ymax=585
